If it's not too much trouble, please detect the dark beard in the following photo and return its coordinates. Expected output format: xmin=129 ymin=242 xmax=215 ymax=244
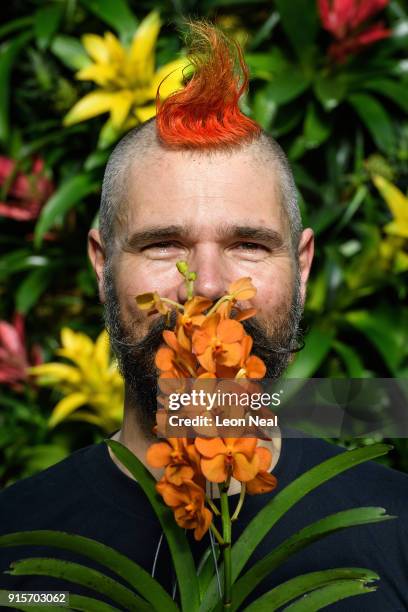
xmin=103 ymin=261 xmax=304 ymax=436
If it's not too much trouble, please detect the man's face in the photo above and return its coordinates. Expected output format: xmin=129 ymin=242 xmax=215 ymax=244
xmin=90 ymin=145 xmax=314 ymax=435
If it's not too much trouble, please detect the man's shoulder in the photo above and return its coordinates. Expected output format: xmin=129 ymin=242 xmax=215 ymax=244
xmin=300 ymin=436 xmax=408 ymax=514
xmin=0 ymin=443 xmax=102 ymax=526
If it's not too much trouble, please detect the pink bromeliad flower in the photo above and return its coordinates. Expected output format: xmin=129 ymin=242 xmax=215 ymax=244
xmin=0 ymin=313 xmax=42 ymax=390
xmin=318 ymin=0 xmax=391 ymax=63
xmin=0 ymin=156 xmax=54 ymax=221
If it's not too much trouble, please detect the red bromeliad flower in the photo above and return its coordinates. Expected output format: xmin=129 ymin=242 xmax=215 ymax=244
xmin=0 ymin=156 xmax=54 ymax=221
xmin=0 ymin=313 xmax=42 ymax=390
xmin=318 ymin=0 xmax=390 ymax=63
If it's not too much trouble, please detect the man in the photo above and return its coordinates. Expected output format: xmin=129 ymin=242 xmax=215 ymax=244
xmin=1 ymin=21 xmax=407 ymax=611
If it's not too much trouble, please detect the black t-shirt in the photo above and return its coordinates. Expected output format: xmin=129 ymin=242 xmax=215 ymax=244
xmin=0 ymin=435 xmax=407 ymax=611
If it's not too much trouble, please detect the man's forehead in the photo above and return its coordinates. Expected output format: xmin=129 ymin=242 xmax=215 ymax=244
xmin=112 ymin=137 xmax=291 ymax=245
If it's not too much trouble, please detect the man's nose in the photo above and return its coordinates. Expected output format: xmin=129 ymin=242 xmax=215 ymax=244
xmin=176 ymin=246 xmax=227 ymax=303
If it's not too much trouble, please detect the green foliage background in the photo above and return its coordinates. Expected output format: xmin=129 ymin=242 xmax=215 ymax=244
xmin=0 ymin=0 xmax=407 ymax=486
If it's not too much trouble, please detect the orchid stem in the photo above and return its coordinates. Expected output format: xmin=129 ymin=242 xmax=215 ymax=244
xmin=186 ymin=273 xmax=196 ymax=300
xmin=206 ymin=295 xmax=232 ymax=318
xmin=219 ymin=482 xmax=232 ymax=609
xmin=206 ymin=496 xmax=221 ymax=516
xmin=210 ymin=522 xmax=225 ymax=546
xmin=231 ymin=484 xmax=246 ymax=521
xmin=160 ymin=297 xmax=184 ymax=311
xmin=176 ymin=260 xmax=196 ymax=300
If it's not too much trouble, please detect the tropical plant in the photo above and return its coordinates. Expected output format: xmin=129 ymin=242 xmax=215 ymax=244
xmin=0 ymin=440 xmax=394 ymax=611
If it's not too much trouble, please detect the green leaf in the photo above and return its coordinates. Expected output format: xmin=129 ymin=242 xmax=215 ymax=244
xmin=333 ymin=185 xmax=367 ymax=235
xmin=18 ymin=445 xmax=69 ymax=475
xmin=107 ymin=440 xmax=200 ymax=611
xmin=303 ymin=102 xmax=331 ymax=149
xmin=200 ymin=443 xmax=391 ymax=611
xmin=332 ymin=341 xmax=366 ymax=377
xmin=0 ymin=17 xmax=33 ymax=40
xmin=34 ymin=173 xmax=98 ymax=247
xmin=279 ymin=578 xmax=377 ymax=611
xmin=348 ymin=93 xmax=396 ymax=155
xmin=0 ymin=249 xmax=49 ymax=281
xmin=7 ymin=557 xmax=151 ymax=611
xmin=231 ymin=507 xmax=392 ymax=610
xmin=314 ymin=73 xmax=347 ymax=110
xmin=0 ymin=530 xmax=177 ymax=611
xmin=98 ymin=118 xmax=123 ymax=150
xmin=345 ymin=309 xmax=406 ymax=374
xmin=80 ymin=0 xmax=138 ymax=41
xmin=265 ymin=67 xmax=310 ymax=105
xmin=284 ymin=326 xmax=335 ymax=378
xmin=363 ymin=79 xmax=408 ymax=113
xmin=84 ymin=149 xmax=111 ymax=171
xmin=34 ymin=5 xmax=64 ymax=50
xmin=271 ymin=104 xmax=304 ymax=138
xmin=274 ymin=0 xmax=318 ymax=57
xmin=252 ymin=88 xmax=277 ymax=130
xmin=50 ymin=35 xmax=91 ymax=70
xmin=198 ymin=544 xmax=220 ymax=600
xmin=245 ymin=49 xmax=287 ymax=80
xmin=243 ymin=568 xmax=378 ymax=611
xmin=15 ymin=267 xmax=53 ymax=314
xmin=247 ymin=12 xmax=280 ymax=51
xmin=0 ymin=32 xmax=32 ymax=144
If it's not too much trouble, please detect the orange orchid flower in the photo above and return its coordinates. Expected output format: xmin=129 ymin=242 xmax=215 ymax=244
xmin=234 ymin=307 xmax=258 ymax=322
xmin=195 ymin=437 xmax=260 ymax=483
xmin=216 ymin=277 xmax=257 ymax=320
xmin=146 ymin=437 xmax=196 ymax=485
xmin=135 ymin=291 xmax=171 ymax=316
xmin=246 ymin=470 xmax=278 ymax=495
xmin=192 ymin=314 xmax=244 ymax=373
xmin=228 ymin=277 xmax=257 ymax=301
xmin=236 ymin=335 xmax=266 ymax=379
xmin=176 ymin=296 xmax=212 ymax=351
xmin=156 ymin=479 xmax=212 ymax=540
xmin=246 ymin=446 xmax=278 ymax=495
xmin=155 ymin=330 xmax=197 ymax=377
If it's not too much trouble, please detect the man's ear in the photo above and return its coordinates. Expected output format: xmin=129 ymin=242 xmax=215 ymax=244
xmin=88 ymin=228 xmax=106 ymax=303
xmin=297 ymin=228 xmax=314 ymax=304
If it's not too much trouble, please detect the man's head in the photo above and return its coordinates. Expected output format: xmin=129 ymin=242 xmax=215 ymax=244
xmin=88 ymin=22 xmax=314 ymax=436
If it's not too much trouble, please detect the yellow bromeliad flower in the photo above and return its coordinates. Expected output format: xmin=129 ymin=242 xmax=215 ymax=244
xmin=29 ymin=328 xmax=124 ymax=433
xmin=372 ymin=174 xmax=408 ymax=273
xmin=373 ymin=174 xmax=408 ymax=239
xmin=63 ymin=10 xmax=190 ymax=144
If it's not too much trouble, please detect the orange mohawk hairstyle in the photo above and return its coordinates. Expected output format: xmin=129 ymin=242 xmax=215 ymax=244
xmin=156 ymin=21 xmax=261 ymax=148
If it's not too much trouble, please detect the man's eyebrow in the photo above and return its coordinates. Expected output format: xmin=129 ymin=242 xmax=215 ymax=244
xmin=123 ymin=224 xmax=285 ymax=250
xmin=229 ymin=226 xmax=285 ymax=248
xmin=123 ymin=225 xmax=183 ymax=250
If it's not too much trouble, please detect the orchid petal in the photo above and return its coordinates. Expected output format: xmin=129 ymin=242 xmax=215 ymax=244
xmin=233 ymin=452 xmax=259 ymax=482
xmin=201 ymin=455 xmax=228 ymax=483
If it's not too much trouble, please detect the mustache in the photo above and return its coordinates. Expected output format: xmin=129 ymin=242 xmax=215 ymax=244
xmin=108 ymin=310 xmax=177 ymax=354
xmin=108 ymin=306 xmax=303 ymax=362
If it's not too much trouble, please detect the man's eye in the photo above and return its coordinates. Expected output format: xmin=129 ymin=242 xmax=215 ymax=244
xmin=143 ymin=242 xmax=178 ymax=250
xmin=236 ymin=242 xmax=268 ymax=252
